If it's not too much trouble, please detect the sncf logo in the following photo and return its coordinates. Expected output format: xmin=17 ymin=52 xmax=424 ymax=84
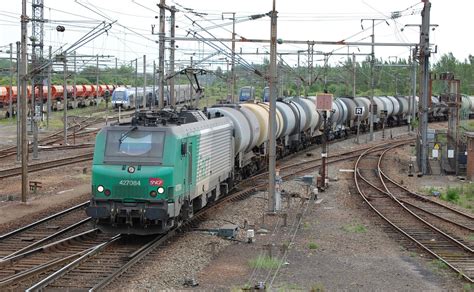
xmin=149 ymin=178 xmax=163 ymax=186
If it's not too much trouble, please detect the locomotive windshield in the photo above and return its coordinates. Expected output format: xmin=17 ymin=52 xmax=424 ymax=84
xmin=104 ymin=128 xmax=165 ymax=164
xmin=112 ymin=90 xmax=126 ymax=101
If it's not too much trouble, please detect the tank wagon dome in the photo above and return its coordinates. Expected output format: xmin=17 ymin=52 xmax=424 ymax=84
xmin=241 ymin=103 xmax=269 ymax=146
xmin=354 ymin=97 xmax=370 ymax=120
xmin=276 ymin=101 xmax=297 ymax=137
xmin=207 ymin=106 xmax=251 ymax=153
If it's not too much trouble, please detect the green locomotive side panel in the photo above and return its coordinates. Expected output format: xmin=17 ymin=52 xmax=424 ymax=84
xmin=91 ymin=127 xmax=202 ymax=205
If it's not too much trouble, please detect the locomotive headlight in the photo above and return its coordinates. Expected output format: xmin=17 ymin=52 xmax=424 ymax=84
xmin=97 ymin=185 xmax=104 ymax=193
xmin=157 ymin=186 xmax=165 ymax=194
xmin=150 ymin=190 xmax=157 ymax=197
xmin=128 ymin=166 xmax=135 ymax=173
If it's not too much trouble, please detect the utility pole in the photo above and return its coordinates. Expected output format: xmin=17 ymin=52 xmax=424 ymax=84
xmin=410 ymin=47 xmax=417 ymax=131
xmin=21 ymin=0 xmax=29 ymax=203
xmin=352 ymin=53 xmax=356 ymax=98
xmin=9 ymin=43 xmax=13 ymax=119
xmin=158 ymin=0 xmax=166 ymax=108
xmin=361 ymin=18 xmax=388 ymax=141
xmin=16 ymin=41 xmax=21 ymax=162
xmin=134 ymin=58 xmax=138 ymax=110
xmin=307 ymin=44 xmax=314 ymax=97
xmin=153 ymin=60 xmax=156 ymax=109
xmin=115 ymin=57 xmax=118 ymax=85
xmin=46 ymin=45 xmax=51 ymax=129
xmin=170 ymin=6 xmax=176 ymax=107
xmin=223 ymin=12 xmax=236 ymax=103
xmin=419 ymin=0 xmax=431 ymax=175
xmin=73 ymin=51 xmax=76 ymax=108
xmin=96 ymin=54 xmax=99 ymax=108
xmin=190 ymin=56 xmax=195 ymax=107
xmin=63 ymin=55 xmax=68 ymax=145
xmin=31 ymin=0 xmax=44 ymax=160
xmin=268 ymin=0 xmax=278 ymax=212
xmin=369 ymin=19 xmax=375 ymax=141
xmin=143 ymin=55 xmax=147 ymax=108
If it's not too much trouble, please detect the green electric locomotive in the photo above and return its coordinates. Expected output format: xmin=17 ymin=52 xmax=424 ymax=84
xmin=86 ymin=109 xmax=234 ymax=235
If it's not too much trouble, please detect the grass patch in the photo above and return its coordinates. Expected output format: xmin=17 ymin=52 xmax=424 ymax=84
xmin=302 ymin=222 xmax=311 ymax=229
xmin=422 ymin=184 xmax=474 ymax=212
xmin=308 ymin=242 xmax=319 ymax=250
xmin=463 ymin=283 xmax=473 ymax=292
xmin=441 ymin=187 xmax=460 ymax=202
xmin=248 ymin=255 xmax=282 ymax=270
xmin=0 ymin=116 xmax=17 ymax=126
xmin=439 ymin=184 xmax=474 ymax=212
xmin=342 ymin=223 xmax=367 ymax=233
xmin=430 ymin=259 xmax=448 ymax=271
xmin=277 ymin=283 xmax=303 ymax=291
xmin=310 ymin=283 xmax=325 ymax=292
xmin=422 ymin=186 xmax=440 ymax=196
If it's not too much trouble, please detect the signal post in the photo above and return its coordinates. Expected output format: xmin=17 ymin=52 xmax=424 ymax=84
xmin=316 ymin=93 xmax=333 ymax=191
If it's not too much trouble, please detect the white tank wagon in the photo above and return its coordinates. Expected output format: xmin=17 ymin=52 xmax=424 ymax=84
xmin=354 ymin=97 xmax=370 ymax=121
xmin=260 ymin=102 xmax=284 ymax=139
xmin=207 ymin=107 xmax=251 ymax=154
xmin=292 ymin=97 xmax=321 ymax=137
xmin=339 ymin=97 xmax=359 ymax=127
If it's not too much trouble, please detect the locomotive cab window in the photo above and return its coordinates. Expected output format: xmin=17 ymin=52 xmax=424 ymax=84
xmin=112 ymin=90 xmax=126 ymax=101
xmin=104 ymin=128 xmax=165 ymax=164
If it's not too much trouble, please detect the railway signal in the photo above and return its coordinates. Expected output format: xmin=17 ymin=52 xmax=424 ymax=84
xmin=355 ymin=107 xmax=364 ymax=144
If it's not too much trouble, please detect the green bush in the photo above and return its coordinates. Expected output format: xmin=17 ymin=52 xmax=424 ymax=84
xmin=342 ymin=223 xmax=367 ymax=233
xmin=443 ymin=187 xmax=460 ymax=202
xmin=308 ymin=242 xmax=319 ymax=250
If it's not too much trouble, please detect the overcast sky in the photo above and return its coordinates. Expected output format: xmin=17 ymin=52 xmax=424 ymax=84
xmin=0 ymin=0 xmax=472 ymax=73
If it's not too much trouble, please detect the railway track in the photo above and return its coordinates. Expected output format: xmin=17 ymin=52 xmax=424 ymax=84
xmin=0 ymin=116 xmax=100 ymax=159
xmin=0 ymin=152 xmax=93 ymax=180
xmin=0 ymin=202 xmax=90 ymax=259
xmin=379 ymin=150 xmax=474 ymax=239
xmin=354 ymin=142 xmax=474 ymax=283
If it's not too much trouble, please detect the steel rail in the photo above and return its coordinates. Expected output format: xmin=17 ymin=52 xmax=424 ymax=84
xmin=25 ymin=234 xmax=123 ymax=292
xmin=0 ymin=152 xmax=93 ymax=179
xmin=1 ymin=217 xmax=92 ymax=260
xmin=354 ymin=143 xmax=474 ymax=283
xmin=0 ymin=229 xmax=99 ymax=288
xmin=0 ymin=201 xmax=89 ymax=240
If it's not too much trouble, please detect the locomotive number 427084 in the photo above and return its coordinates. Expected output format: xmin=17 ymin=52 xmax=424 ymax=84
xmin=119 ymin=180 xmax=141 ymax=186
